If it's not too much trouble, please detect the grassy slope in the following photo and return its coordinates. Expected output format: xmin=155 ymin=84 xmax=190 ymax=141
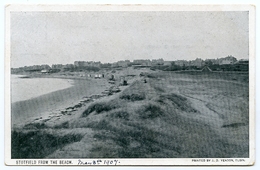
xmin=12 ymin=71 xmax=249 ymax=158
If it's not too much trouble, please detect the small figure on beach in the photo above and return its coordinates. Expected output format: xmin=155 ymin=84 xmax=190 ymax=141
xmin=123 ymin=80 xmax=128 ymax=86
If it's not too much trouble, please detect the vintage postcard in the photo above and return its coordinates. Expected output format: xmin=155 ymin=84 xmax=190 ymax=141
xmin=5 ymin=4 xmax=255 ymax=166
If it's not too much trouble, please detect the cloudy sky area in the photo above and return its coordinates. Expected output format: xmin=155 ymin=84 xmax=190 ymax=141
xmin=11 ymin=11 xmax=248 ymax=68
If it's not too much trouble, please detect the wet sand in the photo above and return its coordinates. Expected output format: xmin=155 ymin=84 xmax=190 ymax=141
xmin=11 ymin=78 xmax=111 ymax=128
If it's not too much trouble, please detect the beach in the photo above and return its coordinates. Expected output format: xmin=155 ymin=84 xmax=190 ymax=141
xmin=11 ymin=77 xmax=112 ymax=128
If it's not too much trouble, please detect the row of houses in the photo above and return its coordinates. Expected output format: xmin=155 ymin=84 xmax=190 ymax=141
xmin=73 ymin=56 xmax=244 ymax=69
xmin=103 ymin=59 xmax=165 ymax=68
xmin=74 ymin=61 xmax=101 ymax=68
xmin=174 ymin=56 xmax=241 ymax=67
xmin=11 ymin=56 xmax=248 ymax=74
xmin=11 ymin=64 xmax=51 ymax=73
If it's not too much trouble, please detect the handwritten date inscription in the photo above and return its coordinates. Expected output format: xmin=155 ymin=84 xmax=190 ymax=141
xmin=78 ymin=159 xmax=120 ymax=166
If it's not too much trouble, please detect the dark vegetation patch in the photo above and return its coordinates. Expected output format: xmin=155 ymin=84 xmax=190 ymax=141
xmin=53 ymin=121 xmax=70 ymax=129
xmin=139 ymin=103 xmax=164 ymax=119
xmin=153 ymin=86 xmax=165 ymax=93
xmin=82 ymin=100 xmax=119 ymax=117
xmin=23 ymin=122 xmax=48 ymax=130
xmin=158 ymin=93 xmax=198 ymax=113
xmin=156 ymin=97 xmax=166 ymax=104
xmin=120 ymin=93 xmax=146 ymax=101
xmin=110 ymin=110 xmax=130 ymax=120
xmin=11 ymin=130 xmax=83 ymax=158
xmin=146 ymin=73 xmax=158 ymax=78
xmin=222 ymin=123 xmax=247 ymax=128
xmin=85 ymin=119 xmax=113 ymax=130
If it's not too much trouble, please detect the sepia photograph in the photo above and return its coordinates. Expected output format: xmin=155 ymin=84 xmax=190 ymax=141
xmin=5 ymin=4 xmax=255 ymax=166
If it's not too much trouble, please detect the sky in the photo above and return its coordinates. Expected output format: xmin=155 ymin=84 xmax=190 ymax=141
xmin=10 ymin=11 xmax=249 ymax=68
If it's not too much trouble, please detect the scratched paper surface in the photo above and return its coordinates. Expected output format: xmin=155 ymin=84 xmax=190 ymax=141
xmin=5 ymin=4 xmax=255 ymax=166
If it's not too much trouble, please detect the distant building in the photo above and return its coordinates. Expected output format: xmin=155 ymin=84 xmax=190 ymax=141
xmin=74 ymin=61 xmax=101 ymax=68
xmin=101 ymin=63 xmax=112 ymax=68
xmin=41 ymin=69 xmax=49 ymax=73
xmin=117 ymin=60 xmax=131 ymax=67
xmin=163 ymin=61 xmax=172 ymax=66
xmin=175 ymin=60 xmax=189 ymax=66
xmin=52 ymin=64 xmax=64 ymax=69
xmin=151 ymin=58 xmax=164 ymax=65
xmin=64 ymin=64 xmax=74 ymax=69
xmin=133 ymin=59 xmax=152 ymax=66
xmin=40 ymin=64 xmax=51 ymax=70
xmin=111 ymin=62 xmax=119 ymax=68
xmin=237 ymin=59 xmax=249 ymax=64
xmin=219 ymin=56 xmax=237 ymax=65
xmin=189 ymin=58 xmax=204 ymax=68
xmin=17 ymin=64 xmax=52 ymax=72
xmin=94 ymin=74 xmax=102 ymax=79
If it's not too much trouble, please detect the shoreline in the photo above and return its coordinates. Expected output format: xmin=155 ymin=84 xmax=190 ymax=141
xmin=11 ymin=77 xmax=114 ymax=128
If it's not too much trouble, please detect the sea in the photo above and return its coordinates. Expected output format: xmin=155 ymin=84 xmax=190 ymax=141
xmin=11 ymin=75 xmax=74 ymax=103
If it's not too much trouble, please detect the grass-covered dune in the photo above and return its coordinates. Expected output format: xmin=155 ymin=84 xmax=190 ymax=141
xmin=12 ymin=71 xmax=249 ymax=158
